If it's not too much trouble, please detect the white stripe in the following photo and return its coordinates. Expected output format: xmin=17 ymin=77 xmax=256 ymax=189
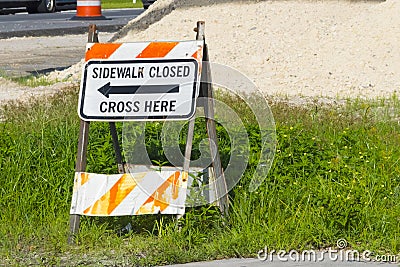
xmin=108 ymin=42 xmax=150 ymax=60
xmin=86 ymin=43 xmax=95 ymax=51
xmin=163 ymin=40 xmax=204 ymax=59
xmin=77 ymin=1 xmax=100 ymax=6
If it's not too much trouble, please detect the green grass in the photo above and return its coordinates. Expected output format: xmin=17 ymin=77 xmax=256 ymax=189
xmin=102 ymin=0 xmax=143 ymax=9
xmin=11 ymin=75 xmax=57 ymax=87
xmin=0 ymin=87 xmax=400 ymax=266
xmin=0 ymin=71 xmax=58 ymax=87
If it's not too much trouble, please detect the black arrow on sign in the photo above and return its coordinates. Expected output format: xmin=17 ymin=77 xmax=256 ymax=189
xmin=97 ymin=82 xmax=180 ymax=98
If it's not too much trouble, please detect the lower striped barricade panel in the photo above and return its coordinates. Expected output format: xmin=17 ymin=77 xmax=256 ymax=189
xmin=70 ymin=170 xmax=189 ymax=216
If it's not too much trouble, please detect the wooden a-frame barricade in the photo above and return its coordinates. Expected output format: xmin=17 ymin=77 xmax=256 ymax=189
xmin=68 ymin=22 xmax=228 ymax=243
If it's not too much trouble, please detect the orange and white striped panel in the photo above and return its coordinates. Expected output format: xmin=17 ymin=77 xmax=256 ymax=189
xmin=70 ymin=170 xmax=190 ymax=216
xmin=85 ymin=40 xmax=204 ymax=65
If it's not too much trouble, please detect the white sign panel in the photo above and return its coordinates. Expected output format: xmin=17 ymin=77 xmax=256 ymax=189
xmin=78 ymin=58 xmax=199 ymax=121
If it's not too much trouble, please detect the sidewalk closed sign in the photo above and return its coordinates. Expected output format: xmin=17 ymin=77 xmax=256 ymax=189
xmin=78 ymin=41 xmax=204 ymax=121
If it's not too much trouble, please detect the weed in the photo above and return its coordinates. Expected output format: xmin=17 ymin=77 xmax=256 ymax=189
xmin=0 ymin=70 xmax=58 ymax=87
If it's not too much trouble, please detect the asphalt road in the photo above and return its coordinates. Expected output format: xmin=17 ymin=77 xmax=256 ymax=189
xmin=0 ymin=8 xmax=144 ymax=38
xmin=0 ymin=8 xmax=144 ymax=76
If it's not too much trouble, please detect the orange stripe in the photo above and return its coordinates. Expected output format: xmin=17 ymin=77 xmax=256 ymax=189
xmin=84 ymin=174 xmax=137 ymax=215
xmin=171 ymin=171 xmax=180 ymax=199
xmin=191 ymin=50 xmax=199 ymax=60
xmin=191 ymin=47 xmax=203 ymax=61
xmin=192 ymin=48 xmax=203 ymax=75
xmin=137 ymin=171 xmax=181 ymax=214
xmin=136 ymin=42 xmax=179 ymax=58
xmin=85 ymin=43 xmax=122 ymax=61
xmin=80 ymin=172 xmax=90 ymax=186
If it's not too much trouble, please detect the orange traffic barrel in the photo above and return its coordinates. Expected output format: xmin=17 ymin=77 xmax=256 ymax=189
xmin=71 ymin=0 xmax=108 ymax=20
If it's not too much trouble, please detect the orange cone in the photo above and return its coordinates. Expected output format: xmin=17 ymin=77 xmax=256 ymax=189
xmin=71 ymin=0 xmax=108 ymax=20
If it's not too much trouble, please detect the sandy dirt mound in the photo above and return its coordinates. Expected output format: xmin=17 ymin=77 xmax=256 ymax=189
xmin=116 ymin=0 xmax=399 ymax=99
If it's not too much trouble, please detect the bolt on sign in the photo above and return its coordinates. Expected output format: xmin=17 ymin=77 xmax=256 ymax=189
xmin=78 ymin=41 xmax=204 ymax=121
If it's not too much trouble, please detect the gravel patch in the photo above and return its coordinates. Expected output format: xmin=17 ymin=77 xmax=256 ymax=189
xmin=0 ymin=33 xmax=113 ymax=103
xmin=0 ymin=77 xmax=74 ymax=102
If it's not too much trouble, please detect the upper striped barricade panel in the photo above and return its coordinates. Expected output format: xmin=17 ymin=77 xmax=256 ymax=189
xmin=85 ymin=40 xmax=204 ymax=62
xmin=70 ymin=169 xmax=201 ymax=216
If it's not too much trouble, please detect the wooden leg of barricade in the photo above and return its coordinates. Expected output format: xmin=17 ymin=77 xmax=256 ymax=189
xmin=177 ymin=117 xmax=196 ymax=221
xmin=68 ymin=24 xmax=99 ymax=244
xmin=196 ymin=21 xmax=229 ymax=215
xmin=176 ymin=22 xmax=205 ymax=220
xmin=109 ymin=122 xmax=126 ymax=174
xmin=68 ymin=120 xmax=90 ymax=244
